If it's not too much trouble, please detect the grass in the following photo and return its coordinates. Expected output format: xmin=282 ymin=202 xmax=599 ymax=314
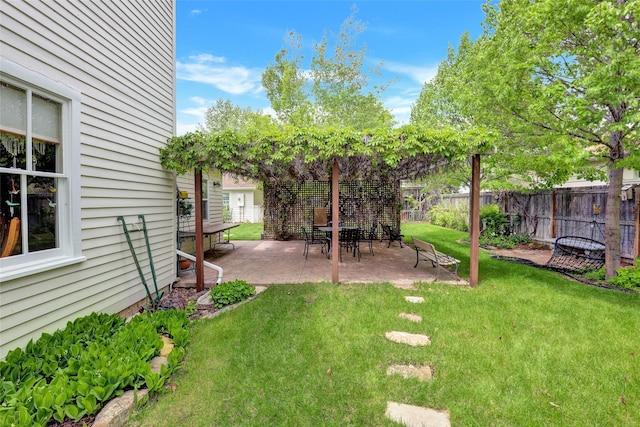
xmin=130 ymin=224 xmax=640 ymax=426
xmin=228 ymin=222 xmax=264 ymax=240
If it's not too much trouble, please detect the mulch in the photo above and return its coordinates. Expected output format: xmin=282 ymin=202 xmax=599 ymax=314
xmin=157 ymin=286 xmax=219 ymax=320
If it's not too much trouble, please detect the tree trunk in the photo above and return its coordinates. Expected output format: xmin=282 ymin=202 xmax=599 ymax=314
xmin=604 ymin=132 xmax=624 ymax=279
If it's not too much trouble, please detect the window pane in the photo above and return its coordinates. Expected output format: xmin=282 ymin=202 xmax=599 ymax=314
xmin=1 ymin=173 xmax=23 ymax=257
xmin=32 ymin=138 xmax=58 ymax=173
xmin=32 ymin=94 xmax=61 ymax=143
xmin=0 ymin=82 xmax=26 ymax=135
xmin=32 ymin=94 xmax=61 ymax=173
xmin=0 ymin=82 xmax=27 ymax=170
xmin=27 ymin=176 xmax=57 ymax=252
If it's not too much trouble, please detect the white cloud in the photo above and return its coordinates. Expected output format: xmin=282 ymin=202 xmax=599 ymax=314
xmin=188 ymin=53 xmax=225 ymax=63
xmin=176 ymin=122 xmax=199 ymax=136
xmin=190 ymin=9 xmax=203 ymax=16
xmin=177 ymin=55 xmax=263 ymax=95
xmin=385 ymin=89 xmax=422 ymax=125
xmin=384 ymin=62 xmax=438 ymax=85
xmin=181 ymin=106 xmax=209 ymax=118
xmin=190 ymin=96 xmax=208 ymax=106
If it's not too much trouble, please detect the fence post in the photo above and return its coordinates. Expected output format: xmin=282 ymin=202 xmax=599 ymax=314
xmin=550 ymin=191 xmax=556 ymax=239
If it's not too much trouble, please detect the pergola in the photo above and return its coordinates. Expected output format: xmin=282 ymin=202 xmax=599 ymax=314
xmin=160 ymin=126 xmax=486 ymax=289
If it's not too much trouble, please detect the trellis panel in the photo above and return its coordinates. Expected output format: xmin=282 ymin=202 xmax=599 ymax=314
xmin=263 ymin=180 xmax=401 ymax=240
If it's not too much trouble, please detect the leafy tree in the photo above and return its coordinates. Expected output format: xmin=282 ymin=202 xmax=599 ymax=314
xmin=412 ymin=32 xmax=591 ymax=193
xmin=476 ymin=0 xmax=639 ymax=278
xmin=261 ymin=33 xmax=315 ymax=127
xmin=417 ymin=0 xmax=638 ymax=278
xmin=201 ymin=98 xmax=274 ymax=134
xmin=262 ymin=6 xmax=395 ymax=130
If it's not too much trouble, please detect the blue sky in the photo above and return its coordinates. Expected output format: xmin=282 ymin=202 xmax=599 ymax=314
xmin=175 ymin=1 xmax=487 ymax=134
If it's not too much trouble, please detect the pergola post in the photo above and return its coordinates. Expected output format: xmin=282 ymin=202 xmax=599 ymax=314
xmin=469 ymin=154 xmax=480 ymax=286
xmin=331 ymin=160 xmax=339 ymax=284
xmin=194 ymin=170 xmax=204 ymax=292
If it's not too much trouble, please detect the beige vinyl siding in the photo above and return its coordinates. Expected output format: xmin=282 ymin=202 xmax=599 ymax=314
xmin=176 ymin=172 xmax=225 ymax=252
xmin=0 ymin=0 xmax=176 ymax=358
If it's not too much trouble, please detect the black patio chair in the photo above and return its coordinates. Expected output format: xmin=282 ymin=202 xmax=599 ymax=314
xmin=359 ymin=222 xmax=378 ymax=256
xmin=339 ymin=228 xmax=361 ymax=262
xmin=302 ymin=226 xmax=328 ymax=259
xmin=381 ymin=223 xmax=404 ymax=248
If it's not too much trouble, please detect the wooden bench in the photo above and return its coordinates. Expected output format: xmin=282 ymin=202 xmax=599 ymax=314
xmin=412 ymin=237 xmax=461 ymax=281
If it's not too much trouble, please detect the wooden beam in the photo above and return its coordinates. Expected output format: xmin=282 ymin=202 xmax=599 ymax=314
xmin=195 ymin=170 xmax=204 ymax=292
xmin=634 ymin=187 xmax=640 ymax=261
xmin=469 ymin=154 xmax=480 ymax=286
xmin=332 ymin=160 xmax=339 ymax=284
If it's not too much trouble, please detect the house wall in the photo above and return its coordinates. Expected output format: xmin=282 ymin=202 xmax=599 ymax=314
xmin=559 ymin=167 xmax=640 ymax=188
xmin=176 ymin=171 xmax=224 ymax=253
xmin=227 ymin=189 xmax=262 ymax=223
xmin=0 ymin=0 xmax=176 ymax=359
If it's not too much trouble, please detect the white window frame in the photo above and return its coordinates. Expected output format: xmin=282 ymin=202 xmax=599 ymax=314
xmin=0 ymin=58 xmax=84 ymax=281
xmin=202 ymin=178 xmax=209 ymax=221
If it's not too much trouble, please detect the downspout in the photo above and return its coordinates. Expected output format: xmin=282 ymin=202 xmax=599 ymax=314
xmin=176 ymin=249 xmax=223 ymax=285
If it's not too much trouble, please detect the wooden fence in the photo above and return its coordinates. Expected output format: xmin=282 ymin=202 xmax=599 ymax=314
xmin=434 ymin=185 xmax=640 ymax=262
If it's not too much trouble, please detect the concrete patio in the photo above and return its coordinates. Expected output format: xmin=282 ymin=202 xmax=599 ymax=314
xmin=175 ymin=239 xmax=466 ymax=288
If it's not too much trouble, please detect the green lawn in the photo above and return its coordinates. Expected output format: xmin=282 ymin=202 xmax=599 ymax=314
xmin=228 ymin=222 xmax=264 ymax=240
xmin=130 ymin=224 xmax=640 ymax=426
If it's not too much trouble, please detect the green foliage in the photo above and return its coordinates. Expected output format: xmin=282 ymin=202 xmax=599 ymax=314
xmin=582 ymin=261 xmax=640 ymax=292
xmin=480 ymin=204 xmax=509 ymax=236
xmin=262 ymin=7 xmax=395 ymax=130
xmin=428 ymin=204 xmax=469 ymax=232
xmin=607 ymin=261 xmax=640 ymax=292
xmin=480 ymin=233 xmax=532 ymax=249
xmin=185 ymin=300 xmax=198 ymax=317
xmin=209 ymin=279 xmax=256 ymax=308
xmin=0 ymin=310 xmax=190 ymax=426
xmin=584 ymin=267 xmax=606 ymax=283
xmin=477 ymin=204 xmax=534 ymax=249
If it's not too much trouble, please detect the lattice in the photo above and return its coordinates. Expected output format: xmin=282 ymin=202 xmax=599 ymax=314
xmin=263 ymin=180 xmax=401 ymax=240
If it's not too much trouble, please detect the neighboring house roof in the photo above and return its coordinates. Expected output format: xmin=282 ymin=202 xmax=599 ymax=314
xmin=222 ymin=174 xmax=258 ymax=190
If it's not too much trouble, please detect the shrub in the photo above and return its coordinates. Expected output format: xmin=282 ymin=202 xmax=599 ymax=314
xmin=480 ymin=233 xmax=532 ymax=249
xmin=209 ymin=279 xmax=256 ymax=308
xmin=608 ymin=260 xmax=640 ymax=291
xmin=428 ymin=204 xmax=469 ymax=232
xmin=480 ymin=204 xmax=509 ymax=237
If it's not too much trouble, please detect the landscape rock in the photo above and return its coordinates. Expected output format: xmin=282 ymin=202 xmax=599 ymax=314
xmin=92 ymin=389 xmax=149 ymax=427
xmin=385 ymin=401 xmax=450 ymax=427
xmin=398 ymin=312 xmax=422 ymax=323
xmin=385 ymin=331 xmax=431 ymax=346
xmin=386 ymin=364 xmax=432 ymax=381
xmin=149 ymin=356 xmax=168 ymax=373
xmin=160 ymin=335 xmax=174 ymax=357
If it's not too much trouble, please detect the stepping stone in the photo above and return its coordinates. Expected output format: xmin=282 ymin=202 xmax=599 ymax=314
xmin=405 ymin=296 xmax=425 ymax=304
xmin=387 ymin=364 xmax=432 ymax=381
xmin=398 ymin=312 xmax=422 ymax=323
xmin=385 ymin=331 xmax=431 ymax=346
xmin=385 ymin=401 xmax=450 ymax=427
